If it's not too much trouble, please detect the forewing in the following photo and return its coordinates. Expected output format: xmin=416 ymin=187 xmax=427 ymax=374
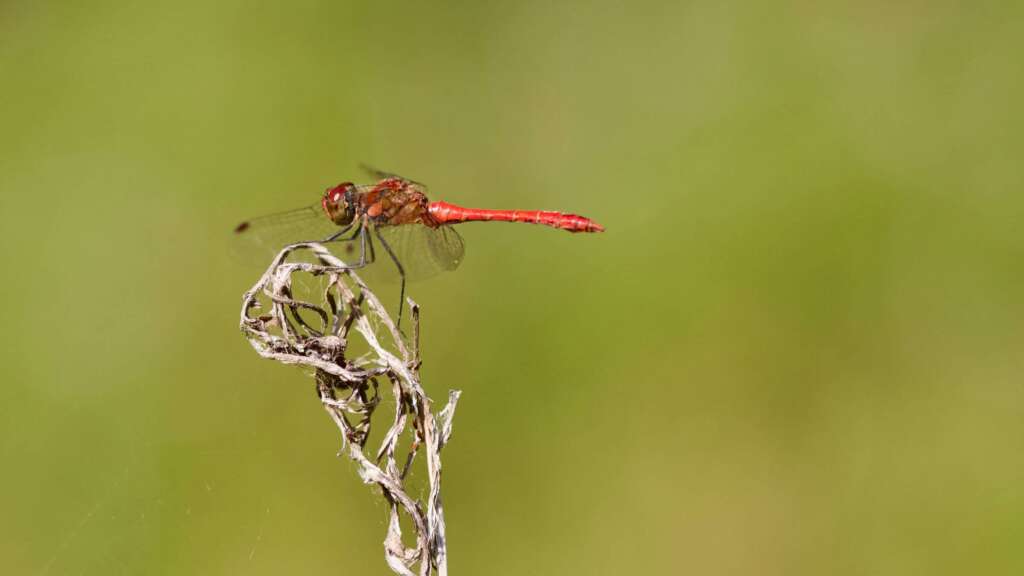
xmin=231 ymin=204 xmax=344 ymax=264
xmin=358 ymin=165 xmax=430 ymax=190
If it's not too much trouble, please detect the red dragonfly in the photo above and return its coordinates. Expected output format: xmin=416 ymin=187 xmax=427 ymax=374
xmin=234 ymin=168 xmax=604 ymax=322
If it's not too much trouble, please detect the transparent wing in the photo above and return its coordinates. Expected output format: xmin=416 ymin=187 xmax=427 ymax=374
xmin=231 ymin=204 xmax=347 ymax=264
xmin=373 ymin=224 xmax=465 ymax=282
xmin=359 ymin=164 xmax=427 ymax=188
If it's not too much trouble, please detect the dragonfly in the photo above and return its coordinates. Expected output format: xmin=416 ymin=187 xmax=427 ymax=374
xmin=234 ymin=168 xmax=605 ymax=324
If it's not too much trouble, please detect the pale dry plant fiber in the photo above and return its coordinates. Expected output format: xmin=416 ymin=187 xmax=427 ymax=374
xmin=240 ymin=242 xmax=461 ymax=576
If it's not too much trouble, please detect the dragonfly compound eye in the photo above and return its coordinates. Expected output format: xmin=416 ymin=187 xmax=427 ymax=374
xmin=322 ymin=182 xmax=356 ymax=225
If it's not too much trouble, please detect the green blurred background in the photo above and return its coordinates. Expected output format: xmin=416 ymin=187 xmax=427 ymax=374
xmin=2 ymin=1 xmax=1023 ymax=574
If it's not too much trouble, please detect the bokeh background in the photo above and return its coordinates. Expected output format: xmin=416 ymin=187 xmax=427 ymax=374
xmin=2 ymin=1 xmax=1023 ymax=574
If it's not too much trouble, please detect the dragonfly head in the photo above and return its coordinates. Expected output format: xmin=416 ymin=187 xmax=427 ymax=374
xmin=322 ymin=182 xmax=357 ymax=225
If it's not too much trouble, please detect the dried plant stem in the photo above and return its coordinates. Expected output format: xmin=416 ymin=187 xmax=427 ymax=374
xmin=240 ymin=242 xmax=461 ymax=576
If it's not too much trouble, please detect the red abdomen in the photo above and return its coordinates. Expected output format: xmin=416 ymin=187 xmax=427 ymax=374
xmin=428 ymin=201 xmax=604 ymax=233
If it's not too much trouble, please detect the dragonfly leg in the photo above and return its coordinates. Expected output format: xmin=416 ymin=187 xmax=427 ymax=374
xmin=365 ymin=223 xmax=376 ymax=266
xmin=321 ymin=222 xmax=361 ymax=243
xmin=356 ymin=223 xmax=377 ymax=268
xmin=373 ymin=226 xmax=406 ymax=328
xmin=320 ymin=223 xmax=376 ymax=269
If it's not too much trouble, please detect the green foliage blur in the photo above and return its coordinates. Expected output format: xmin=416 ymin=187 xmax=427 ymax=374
xmin=2 ymin=2 xmax=1022 ymax=574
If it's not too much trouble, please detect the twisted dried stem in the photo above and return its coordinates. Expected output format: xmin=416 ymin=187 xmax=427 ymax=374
xmin=240 ymin=242 xmax=461 ymax=576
